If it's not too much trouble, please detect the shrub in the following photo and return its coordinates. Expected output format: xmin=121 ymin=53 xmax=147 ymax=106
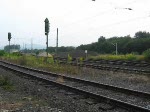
xmin=19 ymin=56 xmax=27 ymax=65
xmin=48 ymin=57 xmax=54 ymax=64
xmin=12 ymin=52 xmax=22 ymax=56
xmin=131 ymin=52 xmax=139 ymax=55
xmin=67 ymin=54 xmax=72 ymax=62
xmin=143 ymin=49 xmax=150 ymax=61
xmin=111 ymin=51 xmax=116 ymax=55
xmin=125 ymin=54 xmax=137 ymax=61
xmin=0 ymin=50 xmax=5 ymax=56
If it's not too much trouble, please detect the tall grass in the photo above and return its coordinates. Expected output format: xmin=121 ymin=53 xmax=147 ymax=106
xmin=0 ymin=53 xmax=147 ymax=77
xmin=143 ymin=49 xmax=150 ymax=61
xmin=89 ymin=54 xmax=144 ymax=61
xmin=2 ymin=55 xmax=80 ymax=75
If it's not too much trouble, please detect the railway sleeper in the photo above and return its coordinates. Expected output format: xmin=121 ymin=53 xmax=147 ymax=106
xmin=0 ymin=62 xmax=150 ymax=112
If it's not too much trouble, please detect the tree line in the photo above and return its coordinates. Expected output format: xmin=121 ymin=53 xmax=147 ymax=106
xmin=4 ymin=45 xmax=20 ymax=52
xmin=76 ymin=31 xmax=150 ymax=54
xmin=3 ymin=31 xmax=150 ymax=55
xmin=47 ymin=46 xmax=75 ymax=53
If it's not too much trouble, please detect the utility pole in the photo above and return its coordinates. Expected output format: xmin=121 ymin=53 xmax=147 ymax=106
xmin=44 ymin=18 xmax=50 ymax=58
xmin=116 ymin=43 xmax=118 ymax=55
xmin=31 ymin=38 xmax=33 ymax=54
xmin=25 ymin=44 xmax=26 ymax=53
xmin=14 ymin=38 xmax=15 ymax=50
xmin=56 ymin=28 xmax=58 ymax=56
xmin=23 ymin=43 xmax=24 ymax=50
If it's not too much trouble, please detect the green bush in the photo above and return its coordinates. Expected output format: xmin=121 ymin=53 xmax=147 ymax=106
xmin=48 ymin=57 xmax=54 ymax=64
xmin=79 ymin=57 xmax=84 ymax=63
xmin=143 ymin=49 xmax=150 ymax=61
xmin=67 ymin=54 xmax=72 ymax=62
xmin=19 ymin=56 xmax=27 ymax=65
xmin=12 ymin=52 xmax=22 ymax=56
xmin=111 ymin=51 xmax=116 ymax=55
xmin=0 ymin=50 xmax=5 ymax=56
xmin=125 ymin=54 xmax=137 ymax=61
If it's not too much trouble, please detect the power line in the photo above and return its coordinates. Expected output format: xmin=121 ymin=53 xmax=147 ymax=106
xmin=93 ymin=15 xmax=150 ymax=30
xmin=39 ymin=1 xmax=137 ymax=46
xmin=60 ymin=14 xmax=150 ymax=38
xmin=57 ymin=0 xmax=136 ymax=30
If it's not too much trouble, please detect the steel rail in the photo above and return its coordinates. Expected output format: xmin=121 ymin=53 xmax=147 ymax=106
xmin=0 ymin=61 xmax=150 ymax=112
xmin=1 ymin=60 xmax=150 ymax=98
xmin=0 ymin=60 xmax=150 ymax=98
xmin=54 ymin=57 xmax=150 ymax=74
xmin=59 ymin=61 xmax=150 ymax=74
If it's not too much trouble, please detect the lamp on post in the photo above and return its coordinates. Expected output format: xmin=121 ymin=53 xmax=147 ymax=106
xmin=44 ymin=18 xmax=50 ymax=58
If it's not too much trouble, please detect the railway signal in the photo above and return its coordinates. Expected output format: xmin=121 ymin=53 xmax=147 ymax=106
xmin=44 ymin=18 xmax=50 ymax=58
xmin=56 ymin=28 xmax=58 ymax=55
xmin=45 ymin=18 xmax=50 ymax=35
xmin=8 ymin=32 xmax=12 ymax=55
xmin=8 ymin=32 xmax=11 ymax=41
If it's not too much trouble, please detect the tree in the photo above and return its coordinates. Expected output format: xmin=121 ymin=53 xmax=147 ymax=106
xmin=0 ymin=50 xmax=5 ymax=56
xmin=143 ymin=48 xmax=150 ymax=61
xmin=76 ymin=32 xmax=150 ymax=54
xmin=48 ymin=46 xmax=75 ymax=53
xmin=98 ymin=36 xmax=106 ymax=43
xmin=134 ymin=31 xmax=150 ymax=38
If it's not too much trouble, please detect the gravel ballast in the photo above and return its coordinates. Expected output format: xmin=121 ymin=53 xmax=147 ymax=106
xmin=62 ymin=67 xmax=150 ymax=93
xmin=0 ymin=67 xmax=128 ymax=112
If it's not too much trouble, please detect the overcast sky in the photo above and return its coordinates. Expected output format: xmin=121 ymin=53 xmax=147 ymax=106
xmin=0 ymin=0 xmax=150 ymax=49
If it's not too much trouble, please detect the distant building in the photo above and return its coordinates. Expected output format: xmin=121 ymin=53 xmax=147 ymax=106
xmin=38 ymin=51 xmax=53 ymax=57
xmin=4 ymin=44 xmax=20 ymax=53
xmin=10 ymin=49 xmax=19 ymax=53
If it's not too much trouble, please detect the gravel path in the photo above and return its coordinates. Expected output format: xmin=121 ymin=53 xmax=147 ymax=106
xmin=0 ymin=67 xmax=128 ymax=112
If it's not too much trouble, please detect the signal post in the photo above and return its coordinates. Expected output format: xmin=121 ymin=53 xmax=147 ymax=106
xmin=8 ymin=32 xmax=12 ymax=56
xmin=44 ymin=18 xmax=50 ymax=58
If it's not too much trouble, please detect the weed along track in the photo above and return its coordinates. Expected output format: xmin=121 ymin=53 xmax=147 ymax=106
xmin=0 ymin=60 xmax=150 ymax=112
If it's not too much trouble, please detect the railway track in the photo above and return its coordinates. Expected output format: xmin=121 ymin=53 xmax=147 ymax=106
xmin=0 ymin=60 xmax=150 ymax=112
xmin=54 ymin=58 xmax=150 ymax=74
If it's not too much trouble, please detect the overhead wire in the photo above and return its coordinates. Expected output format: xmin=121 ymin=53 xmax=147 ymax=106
xmin=60 ymin=14 xmax=150 ymax=40
xmin=47 ymin=0 xmax=138 ymax=46
xmin=58 ymin=0 xmax=137 ymax=30
xmin=41 ymin=0 xmax=138 ymax=38
xmin=60 ymin=0 xmax=150 ymax=38
xmin=34 ymin=1 xmax=150 ymax=47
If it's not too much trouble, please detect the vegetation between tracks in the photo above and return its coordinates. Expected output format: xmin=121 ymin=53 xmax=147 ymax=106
xmin=0 ymin=49 xmax=150 ymax=76
xmin=88 ymin=49 xmax=150 ymax=62
xmin=89 ymin=54 xmax=144 ymax=61
xmin=0 ymin=75 xmax=14 ymax=91
xmin=0 ymin=53 xmax=80 ymax=75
